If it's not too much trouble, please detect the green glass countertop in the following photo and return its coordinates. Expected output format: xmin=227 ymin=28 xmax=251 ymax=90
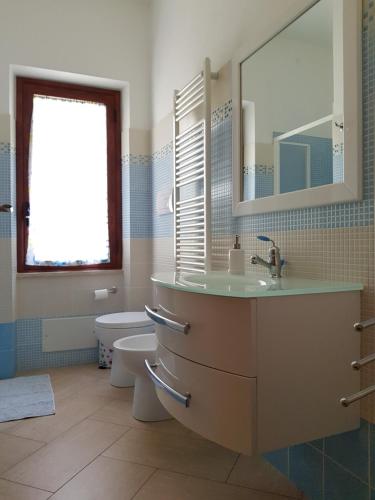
xmin=151 ymin=271 xmax=363 ymax=298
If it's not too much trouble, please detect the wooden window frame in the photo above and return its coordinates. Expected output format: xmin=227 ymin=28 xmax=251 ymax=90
xmin=16 ymin=77 xmax=122 ymax=273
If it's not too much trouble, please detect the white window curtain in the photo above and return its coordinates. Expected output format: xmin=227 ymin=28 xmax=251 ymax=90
xmin=26 ymin=95 xmax=110 ymax=266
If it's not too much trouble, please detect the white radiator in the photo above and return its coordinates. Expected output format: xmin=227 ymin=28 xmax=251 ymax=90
xmin=42 ymin=316 xmax=97 ymax=352
xmin=173 ymin=57 xmax=217 ymax=273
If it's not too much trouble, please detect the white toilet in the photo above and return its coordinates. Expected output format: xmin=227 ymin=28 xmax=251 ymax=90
xmin=113 ymin=333 xmax=170 ymax=422
xmin=95 ymin=312 xmax=154 ymax=387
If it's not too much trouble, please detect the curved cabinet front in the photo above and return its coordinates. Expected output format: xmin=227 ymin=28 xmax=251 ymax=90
xmin=149 ymin=284 xmax=360 ymax=455
xmin=153 ymin=285 xmax=257 ymax=377
xmin=154 ymin=343 xmax=257 ymax=454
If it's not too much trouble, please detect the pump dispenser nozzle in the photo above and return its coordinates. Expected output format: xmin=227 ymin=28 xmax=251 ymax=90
xmin=233 ymin=235 xmax=241 ymax=249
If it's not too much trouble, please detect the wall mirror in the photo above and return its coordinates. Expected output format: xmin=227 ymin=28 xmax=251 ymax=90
xmin=232 ymin=0 xmax=361 ymax=216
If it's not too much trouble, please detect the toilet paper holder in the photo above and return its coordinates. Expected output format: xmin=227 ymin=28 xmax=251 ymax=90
xmin=94 ymin=287 xmax=117 ymax=296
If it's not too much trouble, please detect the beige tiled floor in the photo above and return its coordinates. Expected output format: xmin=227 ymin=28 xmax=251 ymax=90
xmin=0 ymin=364 xmax=303 ymax=499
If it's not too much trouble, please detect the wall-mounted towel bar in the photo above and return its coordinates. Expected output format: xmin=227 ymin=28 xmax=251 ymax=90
xmin=351 ymin=352 xmax=375 ymax=370
xmin=340 ymin=316 xmax=375 ymax=406
xmin=340 ymin=385 xmax=375 ymax=407
xmin=354 ymin=317 xmax=375 ymax=330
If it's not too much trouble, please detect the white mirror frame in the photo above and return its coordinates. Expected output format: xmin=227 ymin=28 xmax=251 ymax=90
xmin=232 ymin=0 xmax=362 ymax=216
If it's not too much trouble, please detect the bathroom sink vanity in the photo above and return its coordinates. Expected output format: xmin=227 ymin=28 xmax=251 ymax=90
xmin=147 ymin=272 xmax=363 ymax=454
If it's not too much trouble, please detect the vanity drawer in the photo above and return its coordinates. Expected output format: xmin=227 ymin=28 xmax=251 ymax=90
xmin=147 ymin=343 xmax=256 ymax=454
xmin=151 ymin=285 xmax=256 ymax=377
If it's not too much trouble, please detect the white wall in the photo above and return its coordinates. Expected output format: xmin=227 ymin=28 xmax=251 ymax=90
xmin=150 ymin=0 xmax=315 ymax=127
xmin=242 ymin=36 xmax=333 ymax=144
xmin=0 ymin=0 xmax=153 ymax=325
xmin=0 ymin=0 xmax=151 ymax=130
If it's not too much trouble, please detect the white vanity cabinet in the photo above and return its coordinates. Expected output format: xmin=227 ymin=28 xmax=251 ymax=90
xmin=149 ymin=281 xmax=361 ymax=455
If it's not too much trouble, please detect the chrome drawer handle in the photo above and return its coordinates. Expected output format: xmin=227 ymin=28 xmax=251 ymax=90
xmin=340 ymin=384 xmax=375 ymax=407
xmin=351 ymin=352 xmax=375 ymax=370
xmin=354 ymin=318 xmax=375 ymax=331
xmin=145 ymin=305 xmax=190 ymax=334
xmin=145 ymin=359 xmax=191 ymax=408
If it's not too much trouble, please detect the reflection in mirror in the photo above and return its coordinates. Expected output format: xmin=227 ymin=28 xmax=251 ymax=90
xmin=241 ymin=0 xmax=344 ymax=201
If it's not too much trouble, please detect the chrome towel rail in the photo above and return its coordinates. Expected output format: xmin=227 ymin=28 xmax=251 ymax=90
xmin=340 ymin=385 xmax=375 ymax=407
xmin=354 ymin=317 xmax=375 ymax=331
xmin=340 ymin=316 xmax=375 ymax=407
xmin=351 ymin=352 xmax=375 ymax=370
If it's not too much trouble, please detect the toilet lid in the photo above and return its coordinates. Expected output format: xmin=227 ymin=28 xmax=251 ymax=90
xmin=95 ymin=312 xmax=153 ymax=329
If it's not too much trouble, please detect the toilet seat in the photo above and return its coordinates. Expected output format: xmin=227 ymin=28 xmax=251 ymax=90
xmin=96 ymin=312 xmax=153 ymax=329
xmin=94 ymin=311 xmax=154 ymax=386
xmin=95 ymin=311 xmax=154 ymax=347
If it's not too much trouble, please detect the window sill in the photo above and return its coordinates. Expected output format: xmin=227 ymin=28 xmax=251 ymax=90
xmin=17 ymin=269 xmax=123 ymax=279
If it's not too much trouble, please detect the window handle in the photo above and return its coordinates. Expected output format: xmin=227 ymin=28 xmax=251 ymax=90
xmin=23 ymin=202 xmax=30 ymax=226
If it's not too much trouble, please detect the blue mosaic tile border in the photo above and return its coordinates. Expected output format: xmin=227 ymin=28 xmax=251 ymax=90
xmin=152 ymin=142 xmax=172 ymax=161
xmin=212 ymin=100 xmax=232 ymax=126
xmin=16 ymin=318 xmax=98 ymax=371
xmin=123 ymin=154 xmax=151 ymax=168
xmin=153 ymin=93 xmax=373 ymax=237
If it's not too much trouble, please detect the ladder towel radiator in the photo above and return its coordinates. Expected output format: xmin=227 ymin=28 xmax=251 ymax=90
xmin=173 ymin=57 xmax=218 ymax=273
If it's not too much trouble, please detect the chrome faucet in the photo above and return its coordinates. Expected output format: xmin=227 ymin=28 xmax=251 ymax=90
xmin=250 ymin=235 xmax=283 ymax=278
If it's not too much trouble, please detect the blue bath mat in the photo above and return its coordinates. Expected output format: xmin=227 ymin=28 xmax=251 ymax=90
xmin=0 ymin=374 xmax=55 ymax=422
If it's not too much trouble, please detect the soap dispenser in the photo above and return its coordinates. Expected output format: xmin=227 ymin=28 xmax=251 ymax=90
xmin=229 ymin=235 xmax=245 ymax=275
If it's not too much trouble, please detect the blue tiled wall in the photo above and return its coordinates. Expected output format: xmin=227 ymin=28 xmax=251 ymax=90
xmin=243 ymin=134 xmax=334 ymax=200
xmin=150 ymin=101 xmax=236 ymax=241
xmin=255 ymin=166 xmax=274 ymax=198
xmin=0 ymin=143 xmax=15 ymax=239
xmin=122 ymin=154 xmax=152 ymax=239
xmin=0 ymin=322 xmax=16 ymax=378
xmin=153 ymin=111 xmax=372 ymax=240
xmin=243 ymin=166 xmax=275 ymax=200
xmin=264 ymin=420 xmax=372 ymax=500
xmin=211 ymin=111 xmax=236 ymax=238
xmin=279 ymin=134 xmax=333 ymax=192
xmin=152 ymin=144 xmax=174 ymax=238
xmin=16 ymin=318 xmax=98 ymax=371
